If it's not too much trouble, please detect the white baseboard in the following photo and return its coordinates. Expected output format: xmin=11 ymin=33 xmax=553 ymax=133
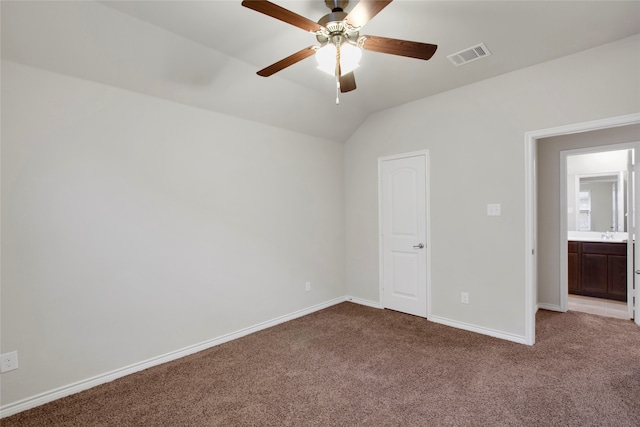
xmin=429 ymin=315 xmax=528 ymax=345
xmin=348 ymin=299 xmax=528 ymax=344
xmin=537 ymin=303 xmax=564 ymax=312
xmin=0 ymin=296 xmax=347 ymax=419
xmin=1 ymin=296 xmax=538 ymax=417
xmin=345 ymin=296 xmax=383 ymax=309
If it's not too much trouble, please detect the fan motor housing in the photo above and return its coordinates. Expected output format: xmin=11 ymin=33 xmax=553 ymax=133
xmin=316 ymin=11 xmax=359 ymax=45
xmin=325 ymin=0 xmax=349 ymax=11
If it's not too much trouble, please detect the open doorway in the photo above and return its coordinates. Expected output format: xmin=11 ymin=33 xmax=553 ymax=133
xmin=562 ymin=147 xmax=634 ymax=320
xmin=523 ymin=114 xmax=640 ymax=345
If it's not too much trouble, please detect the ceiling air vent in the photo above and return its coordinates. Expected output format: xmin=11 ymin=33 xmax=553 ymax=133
xmin=447 ymin=43 xmax=491 ymax=66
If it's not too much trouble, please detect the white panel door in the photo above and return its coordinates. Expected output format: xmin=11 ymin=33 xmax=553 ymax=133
xmin=380 ymin=154 xmax=428 ymax=317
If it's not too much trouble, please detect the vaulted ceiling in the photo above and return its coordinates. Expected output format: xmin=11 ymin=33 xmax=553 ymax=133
xmin=2 ymin=1 xmax=639 ymax=141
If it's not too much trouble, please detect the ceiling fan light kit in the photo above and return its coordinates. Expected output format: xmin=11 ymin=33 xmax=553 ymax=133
xmin=241 ymin=0 xmax=438 ymax=104
xmin=316 ymin=41 xmax=362 ymax=76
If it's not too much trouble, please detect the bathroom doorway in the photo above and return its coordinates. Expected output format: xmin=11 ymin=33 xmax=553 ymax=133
xmin=562 ymin=147 xmax=635 ymax=319
xmin=526 ymin=116 xmax=640 ymax=345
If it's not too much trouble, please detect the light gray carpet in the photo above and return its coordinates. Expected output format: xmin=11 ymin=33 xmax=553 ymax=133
xmin=4 ymin=303 xmax=640 ymax=426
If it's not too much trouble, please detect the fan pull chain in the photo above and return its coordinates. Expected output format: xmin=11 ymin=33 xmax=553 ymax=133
xmin=335 ymin=45 xmax=341 ymax=105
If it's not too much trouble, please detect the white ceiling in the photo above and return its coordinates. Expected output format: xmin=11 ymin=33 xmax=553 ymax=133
xmin=2 ymin=1 xmax=639 ymax=141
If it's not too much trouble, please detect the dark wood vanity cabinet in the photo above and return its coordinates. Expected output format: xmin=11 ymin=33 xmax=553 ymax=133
xmin=568 ymin=241 xmax=627 ymax=301
xmin=568 ymin=241 xmax=580 ymax=293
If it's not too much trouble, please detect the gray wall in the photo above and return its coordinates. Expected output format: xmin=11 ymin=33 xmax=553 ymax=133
xmin=537 ymin=124 xmax=640 ymax=308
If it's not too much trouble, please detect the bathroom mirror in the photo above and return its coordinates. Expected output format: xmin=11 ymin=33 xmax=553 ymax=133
xmin=574 ymin=172 xmax=626 ymax=232
xmin=566 ymin=149 xmax=630 ymax=235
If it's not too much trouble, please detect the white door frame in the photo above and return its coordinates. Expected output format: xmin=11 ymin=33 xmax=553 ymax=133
xmin=378 ymin=150 xmax=431 ymax=318
xmin=525 ymin=113 xmax=640 ymax=345
xmin=559 ymin=144 xmax=637 ymax=314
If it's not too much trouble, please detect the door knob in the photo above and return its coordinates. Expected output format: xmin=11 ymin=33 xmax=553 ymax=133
xmin=413 ymin=243 xmax=424 ymax=249
xmin=636 ymin=270 xmax=640 ymax=275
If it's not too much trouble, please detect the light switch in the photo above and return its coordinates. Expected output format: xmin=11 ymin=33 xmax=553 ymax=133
xmin=487 ymin=203 xmax=501 ymax=216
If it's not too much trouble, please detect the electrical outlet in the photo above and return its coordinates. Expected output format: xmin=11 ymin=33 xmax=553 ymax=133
xmin=461 ymin=292 xmax=469 ymax=304
xmin=1 ymin=351 xmax=18 ymax=373
xmin=305 ymin=281 xmax=311 ymax=292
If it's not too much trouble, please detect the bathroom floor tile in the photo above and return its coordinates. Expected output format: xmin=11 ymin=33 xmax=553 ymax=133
xmin=568 ymin=295 xmax=630 ymax=320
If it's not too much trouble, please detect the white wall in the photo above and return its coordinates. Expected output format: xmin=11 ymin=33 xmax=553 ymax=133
xmin=0 ymin=61 xmax=345 ymax=406
xmin=567 ymin=151 xmax=629 ymax=176
xmin=345 ymin=35 xmax=640 ymax=340
xmin=0 ymin=0 xmax=367 ymax=142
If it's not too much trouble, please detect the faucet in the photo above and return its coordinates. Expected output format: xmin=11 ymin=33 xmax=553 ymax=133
xmin=602 ymin=228 xmax=614 ymax=240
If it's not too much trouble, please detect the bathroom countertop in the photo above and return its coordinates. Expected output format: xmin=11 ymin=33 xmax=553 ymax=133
xmin=568 ymin=232 xmax=628 ymax=243
xmin=568 ymin=237 xmax=627 ymax=243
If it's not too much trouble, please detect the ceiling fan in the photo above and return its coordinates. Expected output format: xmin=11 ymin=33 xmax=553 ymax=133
xmin=241 ymin=0 xmax=438 ymax=103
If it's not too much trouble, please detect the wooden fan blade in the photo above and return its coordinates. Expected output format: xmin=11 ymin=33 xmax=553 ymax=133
xmin=340 ymin=72 xmax=356 ymax=93
xmin=242 ymin=1 xmax=323 ymax=33
xmin=257 ymin=46 xmax=317 ymax=77
xmin=345 ymin=0 xmax=393 ymax=29
xmin=360 ymin=35 xmax=437 ymax=60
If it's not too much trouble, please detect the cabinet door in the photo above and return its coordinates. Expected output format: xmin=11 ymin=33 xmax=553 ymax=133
xmin=581 ymin=254 xmax=608 ymax=294
xmin=568 ymin=252 xmax=580 ymax=292
xmin=608 ymin=255 xmax=627 ymax=300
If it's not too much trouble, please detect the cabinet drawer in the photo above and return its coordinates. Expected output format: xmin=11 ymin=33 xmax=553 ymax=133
xmin=581 ymin=242 xmax=626 ymax=256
